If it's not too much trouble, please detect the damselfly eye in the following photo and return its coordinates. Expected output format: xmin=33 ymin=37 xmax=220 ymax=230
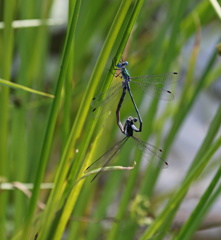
xmin=116 ymin=63 xmax=122 ymax=68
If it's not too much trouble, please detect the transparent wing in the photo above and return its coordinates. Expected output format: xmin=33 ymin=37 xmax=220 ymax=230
xmin=132 ymin=136 xmax=168 ymax=168
xmin=130 ymin=81 xmax=174 ymax=101
xmin=90 ymin=82 xmax=122 ymax=118
xmin=130 ymin=72 xmax=179 ymax=85
xmin=85 ymin=137 xmax=129 ymax=182
xmin=91 ymin=83 xmax=122 ymax=108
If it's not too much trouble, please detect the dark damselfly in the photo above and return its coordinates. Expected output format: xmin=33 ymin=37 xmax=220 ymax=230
xmin=85 ymin=116 xmax=168 ymax=182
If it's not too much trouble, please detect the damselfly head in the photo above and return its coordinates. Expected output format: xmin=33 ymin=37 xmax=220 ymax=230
xmin=116 ymin=61 xmax=128 ymax=68
xmin=123 ymin=61 xmax=128 ymax=66
xmin=127 ymin=116 xmax=133 ymax=122
xmin=127 ymin=116 xmax=137 ymax=124
xmin=133 ymin=117 xmax=138 ymax=123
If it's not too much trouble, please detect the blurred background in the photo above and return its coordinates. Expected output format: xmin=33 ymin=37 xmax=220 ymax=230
xmin=0 ymin=0 xmax=221 ymax=239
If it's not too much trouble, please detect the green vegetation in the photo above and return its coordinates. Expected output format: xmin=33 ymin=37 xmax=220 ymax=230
xmin=0 ymin=0 xmax=221 ymax=239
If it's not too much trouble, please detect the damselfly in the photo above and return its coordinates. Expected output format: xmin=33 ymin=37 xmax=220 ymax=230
xmin=91 ymin=59 xmax=179 ymax=126
xmin=85 ymin=116 xmax=168 ymax=182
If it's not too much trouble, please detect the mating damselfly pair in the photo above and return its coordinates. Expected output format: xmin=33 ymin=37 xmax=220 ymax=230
xmin=86 ymin=59 xmax=179 ymax=181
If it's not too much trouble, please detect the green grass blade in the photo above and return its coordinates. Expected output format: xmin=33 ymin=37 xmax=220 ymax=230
xmin=137 ymin=0 xmax=193 ymax=201
xmin=51 ymin=3 xmax=136 ymax=239
xmin=105 ymin=1 xmax=153 ymax=239
xmin=161 ymin=41 xmax=218 ymax=160
xmin=209 ymin=0 xmax=221 ymax=19
xmin=21 ymin=1 xmax=81 ymax=238
xmin=140 ymin=103 xmax=221 ymax=239
xmin=174 ymin=164 xmax=221 ymax=240
xmin=141 ymin=136 xmax=221 ymax=240
xmin=44 ymin=1 xmax=136 ymax=239
xmin=0 ymin=78 xmax=54 ymax=98
xmin=62 ymin=0 xmax=76 ymax=150
xmin=0 ymin=1 xmax=16 ymax=239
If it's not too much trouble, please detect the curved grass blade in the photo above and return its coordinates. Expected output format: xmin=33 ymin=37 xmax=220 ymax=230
xmin=75 ymin=161 xmax=136 ymax=186
xmin=0 ymin=78 xmax=54 ymax=98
